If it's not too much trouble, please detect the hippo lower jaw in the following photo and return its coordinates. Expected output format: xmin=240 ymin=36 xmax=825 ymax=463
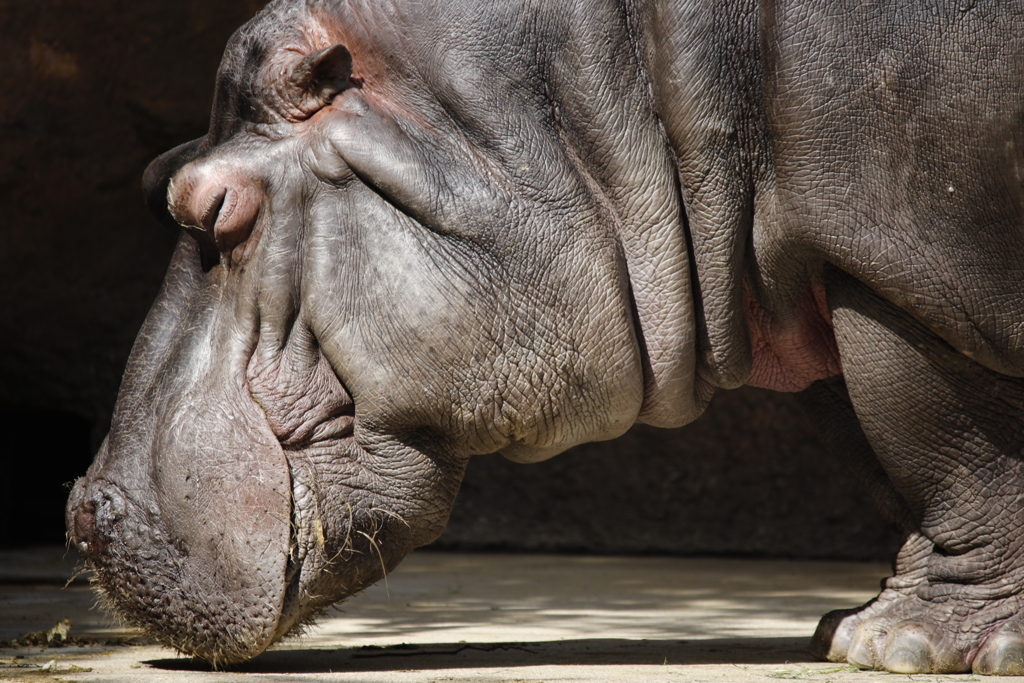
xmin=68 ymin=474 xmax=292 ymax=666
xmin=67 ymin=442 xmax=361 ymax=665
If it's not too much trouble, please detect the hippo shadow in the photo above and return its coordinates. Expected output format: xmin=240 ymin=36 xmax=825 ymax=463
xmin=145 ymin=636 xmax=815 ymax=673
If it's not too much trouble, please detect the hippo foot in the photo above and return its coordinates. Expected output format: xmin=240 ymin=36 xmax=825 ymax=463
xmin=813 ymin=588 xmax=1024 ymax=674
xmin=812 ymin=530 xmax=1024 ymax=675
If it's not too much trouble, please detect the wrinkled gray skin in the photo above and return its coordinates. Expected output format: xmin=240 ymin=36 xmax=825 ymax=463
xmin=66 ymin=0 xmax=1024 ymax=673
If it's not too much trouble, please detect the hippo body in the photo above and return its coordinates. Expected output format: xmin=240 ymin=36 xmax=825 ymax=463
xmin=68 ymin=0 xmax=1024 ymax=674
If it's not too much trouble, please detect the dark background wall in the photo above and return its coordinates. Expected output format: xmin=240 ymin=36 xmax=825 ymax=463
xmin=0 ymin=0 xmax=897 ymax=560
xmin=442 ymin=387 xmax=896 ymax=559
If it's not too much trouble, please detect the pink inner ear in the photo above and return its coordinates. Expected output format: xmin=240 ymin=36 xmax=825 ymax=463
xmin=284 ymin=43 xmax=353 ymax=119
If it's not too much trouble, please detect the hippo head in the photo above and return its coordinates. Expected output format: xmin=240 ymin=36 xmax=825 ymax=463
xmin=67 ymin=0 xmax=701 ymax=665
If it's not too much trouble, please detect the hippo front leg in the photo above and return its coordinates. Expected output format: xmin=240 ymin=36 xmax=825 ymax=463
xmin=797 ymin=377 xmax=930 ymax=663
xmin=819 ymin=270 xmax=1024 ymax=675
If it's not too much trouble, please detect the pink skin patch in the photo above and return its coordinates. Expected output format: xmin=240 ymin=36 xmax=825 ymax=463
xmin=744 ymin=280 xmax=842 ymax=392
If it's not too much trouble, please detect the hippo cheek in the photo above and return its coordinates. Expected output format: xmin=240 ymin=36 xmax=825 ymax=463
xmin=67 ymin=412 xmax=293 ymax=666
xmin=267 ymin=437 xmax=465 ymax=641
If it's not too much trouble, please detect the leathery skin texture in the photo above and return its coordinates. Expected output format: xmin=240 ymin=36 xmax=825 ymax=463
xmin=67 ymin=0 xmax=1024 ymax=673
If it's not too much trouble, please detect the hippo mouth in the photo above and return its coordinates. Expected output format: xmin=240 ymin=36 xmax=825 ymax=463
xmin=244 ymin=341 xmax=371 ymax=640
xmin=272 ymin=418 xmax=358 ymax=641
xmin=256 ymin=358 xmax=431 ymax=647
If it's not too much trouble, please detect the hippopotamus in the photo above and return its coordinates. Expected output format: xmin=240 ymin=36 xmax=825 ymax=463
xmin=66 ymin=0 xmax=1024 ymax=673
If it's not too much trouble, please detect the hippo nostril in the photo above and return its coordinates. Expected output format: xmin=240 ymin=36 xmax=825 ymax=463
xmin=198 ymin=186 xmax=228 ymax=233
xmin=210 ymin=184 xmax=261 ymax=252
xmin=68 ymin=484 xmax=127 ymax=558
xmin=168 ymin=165 xmax=262 ymax=255
xmin=73 ymin=500 xmax=98 ymax=553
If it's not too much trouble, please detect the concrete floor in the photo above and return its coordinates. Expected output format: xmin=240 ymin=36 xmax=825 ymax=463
xmin=0 ymin=547 xmax=1004 ymax=682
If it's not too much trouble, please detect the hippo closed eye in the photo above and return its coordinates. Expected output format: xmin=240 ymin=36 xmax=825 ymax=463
xmin=69 ymin=0 xmax=1024 ymax=674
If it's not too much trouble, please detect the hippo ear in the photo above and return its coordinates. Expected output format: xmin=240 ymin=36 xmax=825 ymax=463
xmin=287 ymin=44 xmax=353 ymax=114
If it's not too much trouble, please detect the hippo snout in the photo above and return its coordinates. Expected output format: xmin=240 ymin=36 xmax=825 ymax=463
xmin=67 ymin=478 xmax=127 ymax=559
xmin=65 ymin=464 xmax=293 ymax=665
